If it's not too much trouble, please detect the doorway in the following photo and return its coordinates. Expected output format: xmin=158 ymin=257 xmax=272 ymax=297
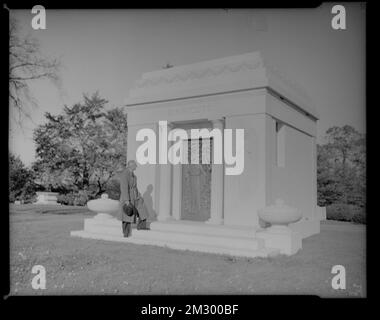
xmin=181 ymin=138 xmax=212 ymax=221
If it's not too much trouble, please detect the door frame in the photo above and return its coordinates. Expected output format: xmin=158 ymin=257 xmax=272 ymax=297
xmin=171 ymin=129 xmax=212 ymax=221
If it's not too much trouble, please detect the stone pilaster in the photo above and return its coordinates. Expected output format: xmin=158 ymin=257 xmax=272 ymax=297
xmin=157 ymin=121 xmax=173 ymax=221
xmin=207 ymin=119 xmax=224 ymax=225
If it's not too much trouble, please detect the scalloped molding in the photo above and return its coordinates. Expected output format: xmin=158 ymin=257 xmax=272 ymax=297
xmin=135 ymin=60 xmax=263 ymax=89
xmin=126 ymin=52 xmax=317 ymax=119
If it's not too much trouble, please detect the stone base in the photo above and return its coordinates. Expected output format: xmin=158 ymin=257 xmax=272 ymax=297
xmin=34 ymin=201 xmax=61 ymax=205
xmin=316 ymin=206 xmax=327 ymax=221
xmin=71 ymin=218 xmax=280 ymax=258
xmin=288 ymin=218 xmax=320 ymax=239
xmin=70 ymin=213 xmax=323 ymax=258
xmin=205 ymin=218 xmax=224 ymax=225
xmin=35 ymin=192 xmax=60 ymax=205
xmin=256 ymin=226 xmax=302 ymax=255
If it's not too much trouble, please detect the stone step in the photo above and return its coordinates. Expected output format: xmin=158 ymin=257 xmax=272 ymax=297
xmin=82 ymin=219 xmax=263 ymax=251
xmin=133 ymin=229 xmax=263 ymax=251
xmin=70 ymin=230 xmax=280 ymax=259
xmin=150 ymin=220 xmax=257 ymax=238
xmin=84 ymin=218 xmax=257 ymax=239
xmin=84 ymin=218 xmax=123 ymax=236
xmin=72 ymin=217 xmax=282 ymax=258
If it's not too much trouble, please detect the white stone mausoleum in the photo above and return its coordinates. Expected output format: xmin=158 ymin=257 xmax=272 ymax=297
xmin=71 ymin=52 xmax=326 ymax=257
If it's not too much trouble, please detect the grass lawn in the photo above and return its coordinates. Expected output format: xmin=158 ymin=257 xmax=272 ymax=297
xmin=9 ymin=204 xmax=366 ymax=296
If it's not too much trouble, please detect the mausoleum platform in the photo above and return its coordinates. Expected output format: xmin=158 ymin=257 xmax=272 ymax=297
xmin=71 ymin=218 xmax=281 ymax=258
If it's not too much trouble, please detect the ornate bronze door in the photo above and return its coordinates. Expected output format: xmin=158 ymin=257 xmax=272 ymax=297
xmin=181 ymin=138 xmax=212 ymax=221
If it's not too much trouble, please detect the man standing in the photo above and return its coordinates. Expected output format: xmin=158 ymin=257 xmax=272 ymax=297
xmin=119 ymin=160 xmax=149 ymax=237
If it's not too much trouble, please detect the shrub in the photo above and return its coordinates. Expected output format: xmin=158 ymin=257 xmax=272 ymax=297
xmin=73 ymin=190 xmax=89 ymax=206
xmin=352 ymin=210 xmax=366 ymax=224
xmin=326 ymin=203 xmax=366 ymax=224
xmin=104 ymin=178 xmax=120 ymax=200
xmin=57 ymin=191 xmax=89 ymax=206
xmin=326 ymin=203 xmax=351 ymax=221
xmin=23 ymin=194 xmax=37 ymax=204
xmin=9 ymin=153 xmax=37 ymax=203
xmin=57 ymin=193 xmax=76 ymax=206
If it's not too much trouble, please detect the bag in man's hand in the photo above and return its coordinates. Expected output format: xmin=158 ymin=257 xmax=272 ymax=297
xmin=123 ymin=201 xmax=137 ymax=217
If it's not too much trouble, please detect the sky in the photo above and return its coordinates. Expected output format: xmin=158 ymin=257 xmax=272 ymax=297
xmin=9 ymin=4 xmax=366 ymax=166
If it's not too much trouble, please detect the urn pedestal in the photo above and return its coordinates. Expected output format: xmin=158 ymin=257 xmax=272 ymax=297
xmin=70 ymin=194 xmax=123 ymax=237
xmin=256 ymin=199 xmax=303 ymax=255
xmin=87 ymin=193 xmax=119 ymax=220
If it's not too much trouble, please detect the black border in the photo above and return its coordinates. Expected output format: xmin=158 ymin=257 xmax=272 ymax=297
xmin=1 ymin=0 xmax=372 ymax=314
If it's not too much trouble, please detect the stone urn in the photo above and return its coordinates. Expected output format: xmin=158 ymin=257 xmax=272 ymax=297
xmin=258 ymin=199 xmax=302 ymax=232
xmin=87 ymin=193 xmax=119 ymax=220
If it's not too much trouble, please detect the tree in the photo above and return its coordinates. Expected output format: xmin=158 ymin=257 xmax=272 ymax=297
xmin=9 ymin=153 xmax=36 ymax=202
xmin=33 ymin=92 xmax=128 ymax=197
xmin=9 ymin=16 xmax=60 ymax=125
xmin=317 ymin=125 xmax=366 ymax=207
xmin=317 ymin=144 xmax=343 ymax=206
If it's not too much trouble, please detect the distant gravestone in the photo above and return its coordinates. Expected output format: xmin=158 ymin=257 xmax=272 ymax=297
xmin=34 ymin=192 xmax=60 ymax=205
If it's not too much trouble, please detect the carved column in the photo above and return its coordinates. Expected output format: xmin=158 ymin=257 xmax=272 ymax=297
xmin=207 ymin=119 xmax=224 ymax=225
xmin=170 ymin=128 xmax=183 ymax=220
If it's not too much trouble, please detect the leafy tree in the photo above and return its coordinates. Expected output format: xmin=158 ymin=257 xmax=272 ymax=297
xmin=9 ymin=153 xmax=36 ymax=202
xmin=317 ymin=125 xmax=366 ymax=208
xmin=33 ymin=92 xmax=127 ymax=197
xmin=317 ymin=144 xmax=342 ymax=206
xmin=9 ymin=16 xmax=60 ymax=125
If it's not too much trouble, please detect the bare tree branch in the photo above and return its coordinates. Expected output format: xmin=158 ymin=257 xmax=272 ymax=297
xmin=9 ymin=15 xmax=61 ymax=127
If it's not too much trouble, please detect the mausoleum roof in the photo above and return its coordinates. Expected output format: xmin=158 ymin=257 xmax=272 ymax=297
xmin=126 ymin=52 xmax=318 ymax=120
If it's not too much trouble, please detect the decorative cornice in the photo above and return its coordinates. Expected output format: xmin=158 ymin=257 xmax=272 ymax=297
xmin=126 ymin=51 xmax=317 ymax=119
xmin=134 ymin=60 xmax=263 ymax=89
xmin=266 ymin=65 xmax=312 ymax=105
